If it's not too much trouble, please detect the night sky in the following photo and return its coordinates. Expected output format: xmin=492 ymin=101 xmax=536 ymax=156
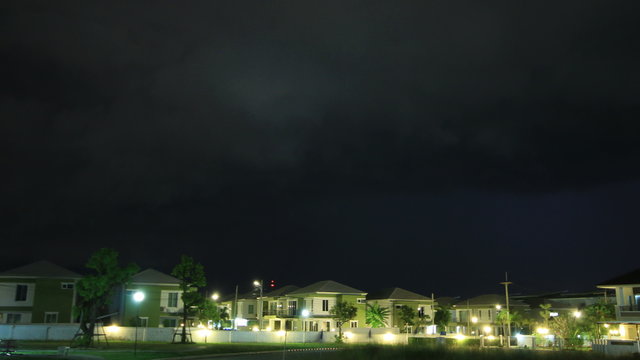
xmin=2 ymin=1 xmax=640 ymax=299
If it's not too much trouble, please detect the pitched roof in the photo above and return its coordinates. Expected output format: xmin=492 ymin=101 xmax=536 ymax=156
xmin=289 ymin=280 xmax=366 ymax=295
xmin=131 ymin=269 xmax=180 ymax=285
xmin=598 ymin=268 xmax=640 ymax=287
xmin=265 ymin=285 xmax=299 ymax=297
xmin=367 ymin=287 xmax=431 ymax=301
xmin=0 ymin=261 xmax=81 ymax=279
xmin=455 ymin=294 xmax=527 ymax=307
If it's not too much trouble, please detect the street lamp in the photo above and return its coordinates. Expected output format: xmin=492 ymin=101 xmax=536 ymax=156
xmin=254 ymin=280 xmax=263 ymax=330
xmin=573 ymin=311 xmax=582 ymax=318
xmin=301 ymin=309 xmax=310 ymax=332
xmin=211 ymin=293 xmax=219 ymax=301
xmin=133 ymin=291 xmax=145 ymax=356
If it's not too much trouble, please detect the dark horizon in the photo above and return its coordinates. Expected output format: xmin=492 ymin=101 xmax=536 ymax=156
xmin=2 ymin=1 xmax=640 ymax=300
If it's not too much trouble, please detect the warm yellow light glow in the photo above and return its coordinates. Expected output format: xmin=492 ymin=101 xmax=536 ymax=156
xmin=197 ymin=324 xmax=205 ymax=329
xmin=252 ymin=326 xmax=259 ymax=332
xmin=197 ymin=329 xmax=211 ymax=337
xmin=495 ymin=305 xmax=501 ymax=310
xmin=609 ymin=329 xmax=619 ymax=335
xmin=253 ymin=280 xmax=261 ymax=287
xmin=487 ymin=335 xmax=496 ymax=340
xmin=277 ymin=330 xmax=286 ymax=337
xmin=620 ymin=326 xmax=626 ymax=337
xmin=383 ymin=333 xmax=395 ymax=341
xmin=483 ymin=326 xmax=492 ymax=334
xmin=471 ymin=316 xmax=478 ymax=324
xmin=106 ymin=325 xmax=120 ymax=334
xmin=604 ymin=323 xmax=610 ymax=328
xmin=211 ymin=293 xmax=219 ymax=301
xmin=573 ymin=311 xmax=582 ymax=318
xmin=266 ymin=326 xmax=272 ymax=332
xmin=344 ymin=331 xmax=354 ymax=339
xmin=455 ymin=334 xmax=466 ymax=340
xmin=536 ymin=327 xmax=549 ymax=335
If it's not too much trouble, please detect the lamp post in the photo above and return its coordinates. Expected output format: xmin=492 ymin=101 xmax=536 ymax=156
xmin=133 ymin=291 xmax=145 ymax=356
xmin=500 ymin=273 xmax=512 ymax=348
xmin=254 ymin=280 xmax=263 ymax=330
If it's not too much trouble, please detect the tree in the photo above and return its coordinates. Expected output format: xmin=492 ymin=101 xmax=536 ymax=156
xmin=365 ymin=303 xmax=389 ymax=328
xmin=197 ymin=298 xmax=230 ymax=329
xmin=398 ymin=305 xmax=416 ymax=332
xmin=171 ymin=255 xmax=206 ymax=343
xmin=75 ymin=248 xmax=138 ymax=346
xmin=550 ymin=313 xmax=581 ymax=347
xmin=496 ymin=310 xmax=522 ymax=336
xmin=538 ymin=303 xmax=552 ymax=328
xmin=434 ymin=304 xmax=452 ymax=333
xmin=329 ymin=301 xmax=358 ymax=340
xmin=583 ymin=301 xmax=616 ymax=340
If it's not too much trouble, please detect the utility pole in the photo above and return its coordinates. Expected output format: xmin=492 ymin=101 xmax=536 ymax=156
xmin=500 ymin=272 xmax=512 ymax=348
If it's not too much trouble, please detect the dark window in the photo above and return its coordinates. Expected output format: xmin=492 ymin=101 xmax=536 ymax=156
xmin=322 ymin=300 xmax=329 ymax=311
xmin=168 ymin=293 xmax=179 ymax=307
xmin=418 ymin=307 xmax=425 ymax=317
xmin=248 ymin=304 xmax=255 ymax=314
xmin=15 ymin=285 xmax=27 ymax=301
xmin=7 ymin=314 xmax=22 ymax=323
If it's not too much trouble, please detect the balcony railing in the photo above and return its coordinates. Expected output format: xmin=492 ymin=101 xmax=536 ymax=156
xmin=619 ymin=305 xmax=640 ymax=312
xmin=263 ymin=309 xmax=298 ymax=317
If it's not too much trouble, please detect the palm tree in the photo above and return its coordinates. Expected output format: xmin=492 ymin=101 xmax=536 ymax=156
xmin=365 ymin=303 xmax=390 ymax=328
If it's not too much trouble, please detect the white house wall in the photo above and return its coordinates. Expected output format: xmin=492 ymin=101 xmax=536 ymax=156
xmin=0 ymin=283 xmax=35 ymax=307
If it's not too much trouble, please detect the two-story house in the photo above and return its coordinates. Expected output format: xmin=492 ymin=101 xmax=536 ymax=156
xmin=366 ymin=287 xmax=435 ymax=333
xmin=451 ymin=294 xmax=529 ymax=336
xmin=598 ymin=268 xmax=640 ymax=340
xmin=111 ymin=268 xmax=184 ymax=328
xmin=0 ymin=261 xmax=81 ymax=324
xmin=285 ymin=280 xmax=367 ymax=332
xmin=220 ymin=289 xmax=260 ymax=329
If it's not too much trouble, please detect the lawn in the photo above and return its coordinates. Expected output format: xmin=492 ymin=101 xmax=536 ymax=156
xmin=10 ymin=342 xmax=637 ymax=360
xmin=12 ymin=340 xmax=333 ymax=360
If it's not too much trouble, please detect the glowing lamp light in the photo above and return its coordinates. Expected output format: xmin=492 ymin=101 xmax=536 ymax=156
xmin=266 ymin=327 xmax=272 ymax=332
xmin=277 ymin=330 xmax=286 ymax=337
xmin=252 ymin=326 xmax=259 ymax=332
xmin=609 ymin=329 xmax=619 ymax=335
xmin=133 ymin=291 xmax=145 ymax=302
xmin=301 ymin=309 xmax=310 ymax=317
xmin=537 ymin=327 xmax=549 ymax=335
xmin=253 ymin=280 xmax=261 ymax=287
xmin=471 ymin=316 xmax=478 ymax=324
xmin=344 ymin=331 xmax=354 ymax=339
xmin=483 ymin=326 xmax=492 ymax=334
xmin=604 ymin=324 xmax=610 ymax=328
xmin=495 ymin=305 xmax=502 ymax=310
xmin=106 ymin=325 xmax=120 ymax=334
xmin=211 ymin=293 xmax=219 ymax=301
xmin=383 ymin=333 xmax=395 ymax=342
xmin=549 ymin=312 xmax=559 ymax=317
xmin=455 ymin=334 xmax=466 ymax=341
xmin=487 ymin=335 xmax=496 ymax=340
xmin=573 ymin=311 xmax=582 ymax=318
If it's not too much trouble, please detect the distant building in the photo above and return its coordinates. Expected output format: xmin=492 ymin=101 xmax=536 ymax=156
xmin=366 ymin=287 xmax=435 ymax=333
xmin=0 ymin=261 xmax=81 ymax=324
xmin=110 ymin=268 xmax=184 ymax=328
xmin=450 ymin=294 xmax=529 ymax=336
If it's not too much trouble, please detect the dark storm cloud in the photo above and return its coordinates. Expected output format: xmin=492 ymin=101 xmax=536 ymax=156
xmin=2 ymin=1 xmax=640 ymax=295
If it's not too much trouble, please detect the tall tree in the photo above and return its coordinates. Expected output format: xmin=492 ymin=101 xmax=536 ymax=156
xmin=365 ymin=303 xmax=390 ymax=328
xmin=171 ymin=255 xmax=206 ymax=343
xmin=329 ymin=301 xmax=358 ymax=340
xmin=197 ymin=298 xmax=230 ymax=329
xmin=398 ymin=305 xmax=416 ymax=333
xmin=75 ymin=248 xmax=138 ymax=346
xmin=583 ymin=301 xmax=616 ymax=339
xmin=434 ymin=304 xmax=452 ymax=333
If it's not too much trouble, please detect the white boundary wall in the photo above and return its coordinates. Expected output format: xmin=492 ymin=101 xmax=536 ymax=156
xmin=0 ymin=325 xmax=405 ymax=345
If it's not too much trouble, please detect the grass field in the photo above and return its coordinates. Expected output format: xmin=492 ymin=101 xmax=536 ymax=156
xmin=8 ymin=341 xmax=634 ymax=360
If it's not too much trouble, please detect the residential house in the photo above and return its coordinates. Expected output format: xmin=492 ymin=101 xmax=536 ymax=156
xmin=366 ymin=287 xmax=435 ymax=333
xmin=284 ymin=280 xmax=367 ymax=332
xmin=451 ymin=294 xmax=529 ymax=336
xmin=220 ymin=289 xmax=260 ymax=329
xmin=261 ymin=285 xmax=300 ymax=331
xmin=598 ymin=268 xmax=640 ymax=340
xmin=0 ymin=261 xmax=81 ymax=324
xmin=111 ymin=268 xmax=184 ymax=328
